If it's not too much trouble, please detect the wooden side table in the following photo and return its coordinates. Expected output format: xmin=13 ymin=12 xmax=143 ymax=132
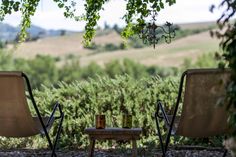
xmin=84 ymin=127 xmax=142 ymax=157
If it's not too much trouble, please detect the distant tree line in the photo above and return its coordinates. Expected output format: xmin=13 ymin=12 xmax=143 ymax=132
xmin=84 ymin=23 xmax=216 ymax=51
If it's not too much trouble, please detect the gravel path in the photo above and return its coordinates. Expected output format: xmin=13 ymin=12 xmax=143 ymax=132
xmin=0 ymin=148 xmax=231 ymax=157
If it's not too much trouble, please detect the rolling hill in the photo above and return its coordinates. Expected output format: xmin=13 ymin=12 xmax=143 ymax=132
xmin=11 ymin=30 xmax=124 ymax=58
xmin=79 ymin=31 xmax=219 ymax=67
xmin=8 ymin=21 xmax=220 ymax=68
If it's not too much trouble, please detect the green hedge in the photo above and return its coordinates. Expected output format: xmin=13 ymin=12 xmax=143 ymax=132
xmin=0 ymin=75 xmax=179 ymax=149
xmin=34 ymin=75 xmax=179 ymax=148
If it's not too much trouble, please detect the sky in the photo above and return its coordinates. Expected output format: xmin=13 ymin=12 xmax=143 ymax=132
xmin=2 ymin=0 xmax=225 ymax=31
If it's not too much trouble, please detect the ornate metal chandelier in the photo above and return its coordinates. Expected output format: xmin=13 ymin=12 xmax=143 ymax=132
xmin=139 ymin=10 xmax=176 ymax=48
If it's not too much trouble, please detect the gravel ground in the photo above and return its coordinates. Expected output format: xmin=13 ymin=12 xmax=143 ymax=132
xmin=0 ymin=148 xmax=232 ymax=157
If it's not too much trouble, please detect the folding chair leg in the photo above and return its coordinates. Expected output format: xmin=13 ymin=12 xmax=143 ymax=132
xmin=44 ymin=128 xmax=56 ymax=157
xmin=222 ymin=149 xmax=228 ymax=157
xmin=51 ymin=114 xmax=64 ymax=157
xmin=155 ymin=113 xmax=166 ymax=157
xmin=23 ymin=74 xmax=64 ymax=157
xmin=155 ymin=101 xmax=173 ymax=157
xmin=163 ymin=131 xmax=172 ymax=157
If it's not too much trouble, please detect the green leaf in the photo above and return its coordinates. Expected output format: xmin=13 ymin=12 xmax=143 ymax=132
xmin=160 ymin=2 xmax=164 ymax=9
xmin=58 ymin=3 xmax=64 ymax=8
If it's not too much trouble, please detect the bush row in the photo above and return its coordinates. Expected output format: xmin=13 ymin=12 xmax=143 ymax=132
xmin=0 ymin=50 xmax=221 ymax=149
xmin=0 ymin=74 xmax=224 ymax=149
xmin=0 ymin=75 xmax=179 ymax=149
xmin=0 ymin=50 xmax=179 ymax=89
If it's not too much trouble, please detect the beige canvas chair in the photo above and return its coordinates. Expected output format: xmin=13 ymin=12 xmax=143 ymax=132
xmin=155 ymin=68 xmax=231 ymax=157
xmin=0 ymin=72 xmax=64 ymax=157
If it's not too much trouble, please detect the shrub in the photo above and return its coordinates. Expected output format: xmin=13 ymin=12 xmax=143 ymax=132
xmin=15 ymin=55 xmax=59 ymax=89
xmin=0 ymin=73 xmax=224 ymax=149
xmin=0 ymin=75 xmax=179 ymax=149
xmin=35 ymin=75 xmax=179 ymax=148
xmin=147 ymin=66 xmax=179 ymax=78
xmin=80 ymin=62 xmax=105 ymax=79
xmin=58 ymin=59 xmax=81 ymax=83
xmin=181 ymin=52 xmax=219 ymax=70
xmin=0 ymin=50 xmax=223 ymax=149
xmin=119 ymin=42 xmax=127 ymax=50
xmin=0 ymin=41 xmax=5 ymax=49
xmin=0 ymin=50 xmax=15 ymax=70
xmin=83 ymin=42 xmax=100 ymax=50
xmin=104 ymin=43 xmax=119 ymax=51
xmin=128 ymin=35 xmax=146 ymax=48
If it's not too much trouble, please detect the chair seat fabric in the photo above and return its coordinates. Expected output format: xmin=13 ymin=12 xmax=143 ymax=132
xmin=33 ymin=117 xmax=55 ymax=134
xmin=176 ymin=69 xmax=230 ymax=138
xmin=165 ymin=115 xmax=180 ymax=135
xmin=155 ymin=68 xmax=230 ymax=157
xmin=0 ymin=71 xmax=64 ymax=157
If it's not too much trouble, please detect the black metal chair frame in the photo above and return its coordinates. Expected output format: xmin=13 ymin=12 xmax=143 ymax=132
xmin=22 ymin=72 xmax=64 ymax=157
xmin=154 ymin=70 xmax=228 ymax=157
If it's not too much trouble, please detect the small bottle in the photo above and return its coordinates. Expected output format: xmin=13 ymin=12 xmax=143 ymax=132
xmin=95 ymin=115 xmax=106 ymax=129
xmin=122 ymin=114 xmax=132 ymax=128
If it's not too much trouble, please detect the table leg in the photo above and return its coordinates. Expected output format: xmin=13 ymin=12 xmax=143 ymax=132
xmin=132 ymin=140 xmax=137 ymax=157
xmin=88 ymin=139 xmax=95 ymax=157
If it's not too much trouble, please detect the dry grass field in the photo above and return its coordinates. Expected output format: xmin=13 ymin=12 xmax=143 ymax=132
xmin=11 ymin=33 xmax=90 ymax=58
xmin=9 ymin=22 xmax=220 ymax=68
xmin=11 ymin=30 xmax=123 ymax=59
xmin=177 ymin=21 xmax=216 ymax=30
xmin=80 ymin=31 xmax=219 ymax=67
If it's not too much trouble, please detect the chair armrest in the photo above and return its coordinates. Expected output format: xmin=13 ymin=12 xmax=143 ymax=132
xmin=155 ymin=101 xmax=170 ymax=126
xmin=46 ymin=102 xmax=64 ymax=128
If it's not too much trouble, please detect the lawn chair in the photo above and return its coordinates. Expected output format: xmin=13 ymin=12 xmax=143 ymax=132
xmin=0 ymin=72 xmax=64 ymax=157
xmin=155 ymin=68 xmax=231 ymax=157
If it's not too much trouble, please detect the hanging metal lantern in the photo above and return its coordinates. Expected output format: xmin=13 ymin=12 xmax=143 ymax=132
xmin=139 ymin=10 xmax=176 ymax=48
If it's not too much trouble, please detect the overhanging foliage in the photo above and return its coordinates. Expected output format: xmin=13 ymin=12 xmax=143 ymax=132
xmin=0 ymin=0 xmax=176 ymax=45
